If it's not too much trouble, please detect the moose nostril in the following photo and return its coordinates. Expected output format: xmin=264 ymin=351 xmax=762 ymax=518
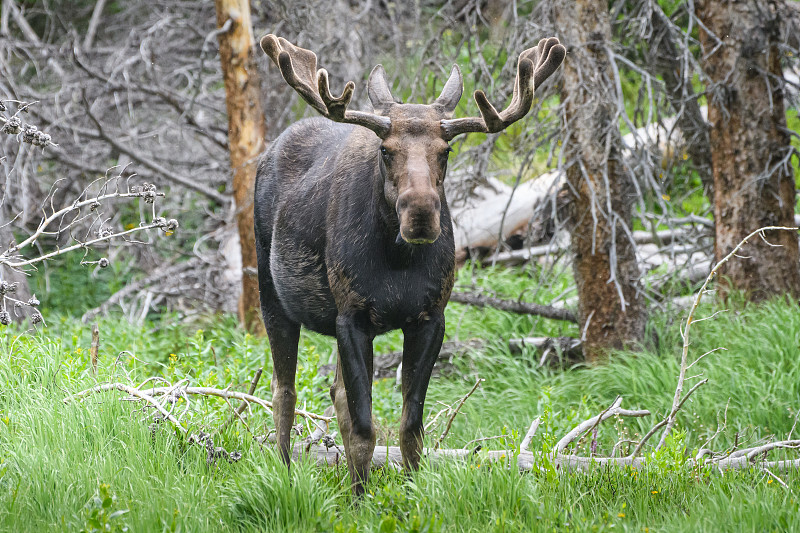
xmin=396 ymin=194 xmax=410 ymax=214
xmin=432 ymin=196 xmax=441 ymax=212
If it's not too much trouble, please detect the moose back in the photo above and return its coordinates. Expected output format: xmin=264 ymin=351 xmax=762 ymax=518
xmin=255 ymin=34 xmax=565 ymax=495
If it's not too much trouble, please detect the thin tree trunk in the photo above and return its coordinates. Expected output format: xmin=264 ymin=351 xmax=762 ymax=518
xmin=214 ymin=0 xmax=267 ymax=333
xmin=696 ymin=0 xmax=800 ymax=300
xmin=554 ymin=0 xmax=647 ymax=361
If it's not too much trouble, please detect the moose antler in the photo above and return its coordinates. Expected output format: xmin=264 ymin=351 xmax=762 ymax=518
xmin=441 ymin=37 xmax=566 ymax=139
xmin=260 ymin=35 xmax=392 ymax=138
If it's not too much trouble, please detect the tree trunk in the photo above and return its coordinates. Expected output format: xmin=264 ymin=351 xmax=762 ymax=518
xmin=553 ymin=0 xmax=647 ymax=361
xmin=214 ymin=0 xmax=267 ymax=333
xmin=696 ymin=0 xmax=800 ymax=300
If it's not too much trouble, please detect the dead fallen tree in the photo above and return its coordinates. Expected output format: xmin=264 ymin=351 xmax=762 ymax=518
xmin=297 ymin=436 xmax=800 ymax=473
xmin=485 ymin=221 xmax=716 ymax=303
xmin=449 ymin=104 xmax=710 ymax=257
xmin=316 ymin=337 xmax=583 ymax=382
xmin=448 ymin=291 xmax=577 ymax=322
xmin=450 ymin=172 xmax=564 ymax=257
xmin=295 ymin=392 xmax=800 ymax=474
xmin=508 ymin=336 xmax=583 ymax=364
xmin=318 ymin=340 xmax=485 ymax=380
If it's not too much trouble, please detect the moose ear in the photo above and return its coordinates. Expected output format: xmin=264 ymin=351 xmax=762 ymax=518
xmin=368 ymin=65 xmax=395 ymax=112
xmin=434 ymin=65 xmax=462 ymax=116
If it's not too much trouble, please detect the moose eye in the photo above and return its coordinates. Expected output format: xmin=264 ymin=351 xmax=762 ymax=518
xmin=380 ymin=146 xmax=391 ymax=161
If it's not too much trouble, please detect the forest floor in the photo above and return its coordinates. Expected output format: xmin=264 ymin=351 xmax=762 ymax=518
xmin=1 ymin=265 xmax=800 ymax=532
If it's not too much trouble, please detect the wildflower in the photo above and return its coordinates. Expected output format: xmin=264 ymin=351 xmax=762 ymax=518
xmin=651 ymin=490 xmax=658 ymax=494
xmin=618 ymin=513 xmax=626 ymax=518
xmin=767 ymin=479 xmax=773 ymax=485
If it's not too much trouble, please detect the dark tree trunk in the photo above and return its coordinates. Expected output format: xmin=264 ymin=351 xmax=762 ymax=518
xmin=696 ymin=0 xmax=800 ymax=300
xmin=214 ymin=0 xmax=267 ymax=333
xmin=553 ymin=0 xmax=647 ymax=361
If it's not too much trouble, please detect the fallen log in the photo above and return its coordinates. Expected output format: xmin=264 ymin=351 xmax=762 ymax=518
xmin=294 ymin=443 xmax=647 ymax=471
xmin=450 ymin=107 xmax=710 ymax=256
xmin=317 ymin=340 xmax=485 ymax=380
xmin=485 ymin=239 xmax=567 ymax=267
xmin=318 ymin=335 xmax=583 ymax=381
xmin=294 ymin=443 xmax=800 ymax=473
xmin=448 ymin=291 xmax=578 ymax=323
xmin=508 ymin=336 xmax=582 ymax=365
xmin=293 ymin=394 xmax=800 ymax=475
xmin=450 ymin=173 xmax=564 ymax=259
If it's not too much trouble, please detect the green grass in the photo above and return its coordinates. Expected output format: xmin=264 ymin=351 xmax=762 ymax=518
xmin=2 ymin=267 xmax=800 ymax=531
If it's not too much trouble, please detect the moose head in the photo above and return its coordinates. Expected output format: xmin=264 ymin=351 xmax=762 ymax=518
xmin=260 ymin=35 xmax=566 ymax=246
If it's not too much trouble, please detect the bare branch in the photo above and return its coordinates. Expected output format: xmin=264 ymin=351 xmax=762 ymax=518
xmin=433 ymin=378 xmax=484 ymax=450
xmin=657 ymin=226 xmax=799 ymax=450
xmin=554 ymin=397 xmax=650 ymax=455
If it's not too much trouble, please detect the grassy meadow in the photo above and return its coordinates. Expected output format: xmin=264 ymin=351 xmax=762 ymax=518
xmin=1 ymin=264 xmax=800 ymax=532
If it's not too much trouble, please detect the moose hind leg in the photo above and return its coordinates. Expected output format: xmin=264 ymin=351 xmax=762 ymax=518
xmin=399 ymin=312 xmax=445 ymax=471
xmin=256 ymin=234 xmax=300 ymax=467
xmin=334 ymin=313 xmax=375 ymax=496
xmin=265 ymin=313 xmax=300 ymax=467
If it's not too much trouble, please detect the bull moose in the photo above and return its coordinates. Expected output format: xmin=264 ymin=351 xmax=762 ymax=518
xmin=255 ymin=34 xmax=565 ymax=495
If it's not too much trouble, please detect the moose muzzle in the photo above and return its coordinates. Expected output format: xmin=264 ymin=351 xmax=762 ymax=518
xmin=397 ymin=189 xmax=441 ymax=245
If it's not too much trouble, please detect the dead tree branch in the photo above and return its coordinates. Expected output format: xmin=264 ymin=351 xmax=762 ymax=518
xmin=656 ymin=226 xmax=799 ymax=450
xmin=433 ymin=378 xmax=484 ymax=450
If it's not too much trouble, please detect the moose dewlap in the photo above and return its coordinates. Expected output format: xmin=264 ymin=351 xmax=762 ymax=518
xmin=254 ymin=34 xmax=565 ymax=495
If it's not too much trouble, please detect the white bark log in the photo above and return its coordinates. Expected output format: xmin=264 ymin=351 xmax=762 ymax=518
xmin=451 ymin=172 xmax=563 ymax=251
xmin=294 ymin=444 xmax=800 ymax=473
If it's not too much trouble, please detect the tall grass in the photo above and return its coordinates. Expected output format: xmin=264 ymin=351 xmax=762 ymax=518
xmin=1 ymin=268 xmax=799 ymax=531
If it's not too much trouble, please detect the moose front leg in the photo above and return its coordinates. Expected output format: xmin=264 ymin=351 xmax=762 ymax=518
xmin=333 ymin=313 xmax=375 ymax=496
xmin=399 ymin=311 xmax=445 ymax=471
